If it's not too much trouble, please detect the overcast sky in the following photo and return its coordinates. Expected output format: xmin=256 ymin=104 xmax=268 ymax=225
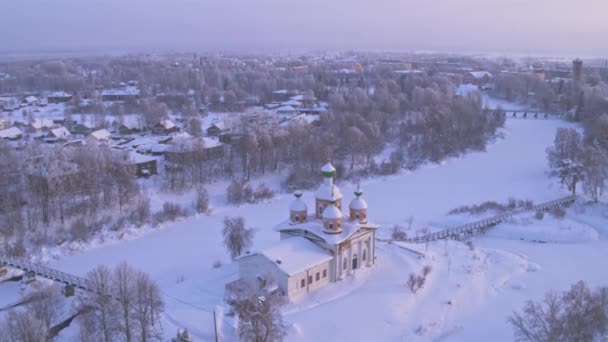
xmin=2 ymin=0 xmax=607 ymax=56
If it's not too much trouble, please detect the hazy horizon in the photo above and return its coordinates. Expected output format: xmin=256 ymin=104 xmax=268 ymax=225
xmin=2 ymin=0 xmax=607 ymax=58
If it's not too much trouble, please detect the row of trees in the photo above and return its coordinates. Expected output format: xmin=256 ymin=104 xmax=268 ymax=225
xmin=0 ymin=263 xmax=163 ymax=342
xmin=0 ymin=141 xmax=145 ymax=255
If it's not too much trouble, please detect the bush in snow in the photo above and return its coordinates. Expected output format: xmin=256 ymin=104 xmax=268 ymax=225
xmin=407 ymin=273 xmax=422 ymax=294
xmin=253 ymin=183 xmax=275 ymax=202
xmin=227 ymin=179 xmax=245 ymax=205
xmin=212 ymin=260 xmax=222 ymax=269
xmin=223 ymin=216 xmax=255 ymax=259
xmin=550 ymin=207 xmax=566 ymax=219
xmin=421 ymin=265 xmax=432 ymax=277
xmin=391 ymin=225 xmax=407 ymax=241
xmin=153 ymin=202 xmax=191 ymax=225
xmin=449 ymin=198 xmax=534 ymax=216
xmin=70 ymin=217 xmax=89 ymax=241
xmin=509 ymin=281 xmax=608 ymax=342
xmin=129 ymin=195 xmax=151 ymax=226
xmin=465 ymin=240 xmax=475 ymax=251
xmin=534 ymin=210 xmax=545 ymax=220
xmin=408 ymin=266 xmax=432 ymax=294
xmin=227 ymin=180 xmax=274 ymax=205
xmin=194 ymin=188 xmax=210 ymax=214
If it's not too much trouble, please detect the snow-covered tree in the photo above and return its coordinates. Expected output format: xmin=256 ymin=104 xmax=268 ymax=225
xmin=223 ymin=216 xmax=254 ymax=259
xmin=225 ymin=279 xmax=286 ymax=342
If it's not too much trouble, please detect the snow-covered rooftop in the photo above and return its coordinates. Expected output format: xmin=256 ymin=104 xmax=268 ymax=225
xmin=261 ymin=237 xmax=333 ymax=275
xmin=127 ymin=151 xmax=157 ymax=164
xmin=101 ymin=87 xmax=140 ymax=96
xmin=0 ymin=127 xmax=22 ymax=139
xmin=31 ymin=118 xmax=54 ymax=129
xmin=202 ymin=137 xmax=223 ymax=148
xmin=48 ymin=91 xmax=71 ymax=98
xmin=274 ymin=214 xmax=378 ymax=245
xmin=159 ymin=119 xmax=176 ymax=129
xmin=50 ymin=127 xmax=71 ymax=139
xmin=90 ymin=129 xmax=111 ymax=141
xmin=468 ymin=71 xmax=493 ymax=79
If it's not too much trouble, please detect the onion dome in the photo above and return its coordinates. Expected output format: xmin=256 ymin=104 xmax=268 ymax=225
xmin=322 ymin=203 xmax=343 ymax=220
xmin=349 ymin=188 xmax=368 ymax=210
xmin=321 ymin=162 xmax=336 ymax=177
xmin=289 ymin=191 xmax=308 ymax=212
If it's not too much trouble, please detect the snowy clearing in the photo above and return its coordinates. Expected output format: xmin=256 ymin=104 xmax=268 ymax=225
xmin=2 ymin=113 xmax=607 ymax=341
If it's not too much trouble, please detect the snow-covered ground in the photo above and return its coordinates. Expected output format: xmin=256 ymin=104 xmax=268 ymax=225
xmin=2 ymin=99 xmax=607 ymax=341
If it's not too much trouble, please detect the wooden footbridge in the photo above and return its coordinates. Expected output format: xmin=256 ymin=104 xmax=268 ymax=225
xmin=500 ymin=110 xmax=565 ymax=120
xmin=406 ymin=195 xmax=576 ymax=244
xmin=0 ymin=256 xmax=91 ymax=292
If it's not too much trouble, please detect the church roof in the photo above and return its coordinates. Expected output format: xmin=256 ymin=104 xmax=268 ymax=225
xmin=274 ymin=215 xmax=379 ymax=245
xmin=261 ymin=237 xmax=333 ymax=276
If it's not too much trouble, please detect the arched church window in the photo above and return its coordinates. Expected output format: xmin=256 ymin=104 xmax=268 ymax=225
xmin=352 ymin=254 xmax=358 ymax=270
xmin=343 ymin=258 xmax=347 ymax=270
xmin=329 ymin=223 xmax=334 ymax=229
xmin=363 ymin=250 xmax=366 ymax=261
xmin=295 ymin=215 xmax=299 ymax=222
xmin=356 ymin=213 xmax=360 ymax=219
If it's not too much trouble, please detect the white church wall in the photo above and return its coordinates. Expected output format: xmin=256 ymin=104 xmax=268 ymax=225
xmin=287 ymin=259 xmax=333 ymax=300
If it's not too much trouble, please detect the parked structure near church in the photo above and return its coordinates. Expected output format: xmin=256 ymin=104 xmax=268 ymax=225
xmin=235 ymin=161 xmax=379 ymax=300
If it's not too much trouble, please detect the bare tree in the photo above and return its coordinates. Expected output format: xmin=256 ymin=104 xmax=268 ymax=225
xmin=132 ymin=271 xmax=164 ymax=341
xmin=509 ymin=281 xmax=608 ymax=342
xmin=81 ymin=265 xmax=119 ymax=342
xmin=223 ymin=216 xmax=254 ymax=259
xmin=114 ymin=262 xmax=136 ymax=342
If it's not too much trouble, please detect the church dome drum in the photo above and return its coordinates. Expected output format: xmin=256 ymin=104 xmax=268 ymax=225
xmin=289 ymin=191 xmax=308 ymax=223
xmin=349 ymin=186 xmax=368 ymax=223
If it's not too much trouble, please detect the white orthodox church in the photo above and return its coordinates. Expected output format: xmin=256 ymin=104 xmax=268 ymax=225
xmin=237 ymin=162 xmax=379 ymax=300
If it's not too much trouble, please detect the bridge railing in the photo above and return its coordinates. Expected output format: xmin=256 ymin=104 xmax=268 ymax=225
xmin=406 ymin=195 xmax=576 ymax=244
xmin=0 ymin=256 xmax=91 ymax=290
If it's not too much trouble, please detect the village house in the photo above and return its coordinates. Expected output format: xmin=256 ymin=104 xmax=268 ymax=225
xmin=207 ymin=121 xmax=231 ymax=136
xmin=48 ymin=127 xmax=72 ymax=141
xmin=164 ymin=137 xmax=225 ymax=163
xmin=101 ymin=87 xmax=140 ymax=102
xmin=0 ymin=127 xmax=23 ymax=141
xmin=463 ymin=71 xmax=494 ymax=87
xmin=117 ymin=121 xmax=143 ymax=135
xmin=235 ymin=161 xmax=378 ymax=300
xmin=88 ymin=129 xmax=112 ymax=143
xmin=47 ymin=91 xmax=73 ymax=103
xmin=23 ymin=96 xmax=41 ymax=106
xmin=71 ymin=123 xmax=94 ymax=136
xmin=152 ymin=119 xmax=179 ymax=135
xmin=29 ymin=118 xmax=54 ymax=132
xmin=123 ymin=151 xmax=158 ymax=177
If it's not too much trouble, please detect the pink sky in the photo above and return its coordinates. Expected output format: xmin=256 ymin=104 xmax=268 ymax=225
xmin=1 ymin=0 xmax=607 ymax=56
